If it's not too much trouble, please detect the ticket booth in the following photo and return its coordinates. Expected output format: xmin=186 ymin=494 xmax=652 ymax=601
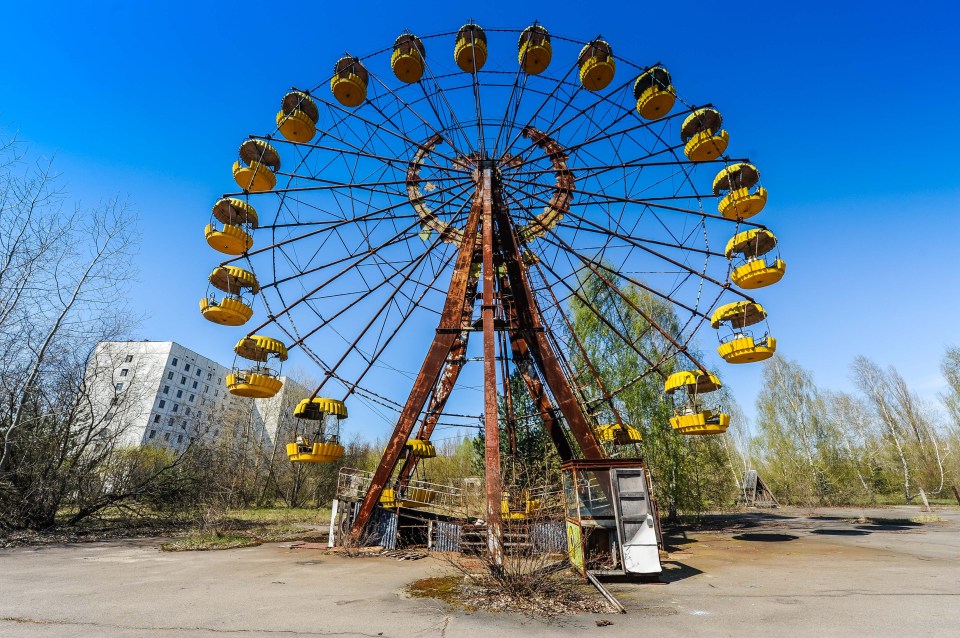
xmin=561 ymin=459 xmax=662 ymax=576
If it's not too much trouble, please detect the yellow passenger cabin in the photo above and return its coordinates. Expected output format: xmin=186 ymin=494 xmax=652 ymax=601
xmin=276 ymin=91 xmax=319 ymax=143
xmin=713 ymin=162 xmax=767 ymax=220
xmin=199 ymin=264 xmax=259 ymax=327
xmin=710 ymin=301 xmax=776 ymax=364
xmin=596 ymin=422 xmax=643 ymax=445
xmin=578 ymin=40 xmax=615 ymax=91
xmin=455 ymin=23 xmax=487 ymax=72
xmin=725 ymin=228 xmax=786 ymax=289
xmin=663 ymin=370 xmax=729 ymax=435
xmin=680 ymin=108 xmax=729 ymax=161
xmin=287 ymin=397 xmax=347 ymax=463
xmin=330 ymin=57 xmax=368 ymax=107
xmin=405 ymin=439 xmax=437 ymax=458
xmin=518 ymin=25 xmax=552 ymax=75
xmin=204 ymin=197 xmax=258 ymax=256
xmin=633 ymin=66 xmax=675 ymax=120
xmin=226 ymin=335 xmax=288 ymax=398
xmin=233 ymin=139 xmax=280 ymax=192
xmin=392 ymin=34 xmax=426 ymax=83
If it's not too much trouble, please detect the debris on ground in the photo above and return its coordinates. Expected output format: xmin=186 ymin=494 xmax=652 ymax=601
xmin=406 ymin=573 xmax=616 ymax=616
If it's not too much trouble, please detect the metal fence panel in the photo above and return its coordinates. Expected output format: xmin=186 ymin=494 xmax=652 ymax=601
xmin=530 ymin=521 xmax=567 ymax=553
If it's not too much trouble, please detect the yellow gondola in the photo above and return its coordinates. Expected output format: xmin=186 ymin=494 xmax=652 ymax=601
xmin=518 ymin=25 xmax=551 ymax=75
xmin=331 ymin=57 xmax=368 ymax=107
xmin=633 ymin=66 xmax=675 ymax=120
xmin=392 ymin=33 xmax=426 ymax=83
xmin=199 ymin=265 xmax=259 ymax=327
xmin=205 ymin=198 xmax=258 ymax=255
xmin=380 ymin=487 xmax=435 ymax=509
xmin=725 ymin=228 xmax=786 ymax=289
xmin=233 ymin=139 xmax=280 ymax=192
xmin=664 ymin=370 xmax=729 ymax=435
xmin=276 ymin=91 xmax=319 ymax=143
xmin=405 ymin=439 xmax=437 ymax=458
xmin=287 ymin=397 xmax=347 ymax=463
xmin=577 ymin=40 xmax=615 ymax=91
xmin=595 ymin=423 xmax=643 ymax=444
xmin=714 ymin=162 xmax=767 ymax=220
xmin=226 ymin=335 xmax=288 ymax=398
xmin=711 ymin=301 xmax=776 ymax=363
xmin=680 ymin=108 xmax=729 ymax=162
xmin=454 ymin=23 xmax=487 ymax=72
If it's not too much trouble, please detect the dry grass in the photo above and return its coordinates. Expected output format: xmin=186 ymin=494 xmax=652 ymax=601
xmin=406 ymin=572 xmax=615 ymax=616
xmin=161 ymin=533 xmax=261 ymax=552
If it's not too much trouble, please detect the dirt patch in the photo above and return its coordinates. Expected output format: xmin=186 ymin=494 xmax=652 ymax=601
xmin=406 ymin=573 xmax=616 ymax=616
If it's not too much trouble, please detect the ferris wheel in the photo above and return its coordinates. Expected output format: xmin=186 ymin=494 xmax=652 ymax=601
xmin=198 ymin=22 xmax=785 ymax=542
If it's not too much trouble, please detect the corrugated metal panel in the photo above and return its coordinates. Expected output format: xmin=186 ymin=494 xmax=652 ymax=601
xmin=370 ymin=507 xmax=398 ymax=550
xmin=430 ymin=520 xmax=461 ymax=552
xmin=530 ymin=522 xmax=567 ymax=553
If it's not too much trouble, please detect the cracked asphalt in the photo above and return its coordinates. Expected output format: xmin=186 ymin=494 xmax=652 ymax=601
xmin=1 ymin=505 xmax=958 ymax=637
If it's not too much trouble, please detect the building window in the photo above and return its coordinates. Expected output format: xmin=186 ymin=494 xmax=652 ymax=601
xmin=204 ymin=385 xmax=209 ymax=393
xmin=153 ymin=414 xmax=161 ymax=424
xmin=184 ymin=363 xmax=191 ymax=372
xmin=168 ymin=417 xmax=175 ymax=426
xmin=164 ymin=433 xmax=170 ymax=442
xmin=177 ymin=435 xmax=183 ymax=443
xmin=196 ymin=369 xmax=202 ymax=377
xmin=180 ymin=375 xmax=187 ymax=384
xmin=185 ymin=407 xmax=191 ymax=416
xmin=159 ymin=400 xmax=166 ymax=409
xmin=124 ymin=355 xmax=133 ymax=363
xmin=167 ymin=371 xmax=174 ymax=380
xmin=119 ymin=368 xmax=129 ymax=377
xmin=176 ymin=390 xmax=183 ymax=399
xmin=172 ymin=404 xmax=178 ymax=413
xmin=188 ymin=394 xmax=195 ymax=402
xmin=192 ymin=381 xmax=198 ymax=389
xmin=214 ymin=389 xmax=219 ymax=397
xmin=217 ymin=377 xmax=222 ymax=384
xmin=207 ymin=373 xmax=212 ymax=381
xmin=163 ymin=385 xmax=170 ymax=394
xmin=172 ymin=357 xmax=178 ymax=367
xmin=115 ymin=382 xmax=124 ymax=391
xmin=149 ymin=430 xmax=156 ymax=439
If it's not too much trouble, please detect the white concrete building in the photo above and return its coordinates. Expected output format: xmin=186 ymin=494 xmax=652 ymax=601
xmin=87 ymin=341 xmax=308 ymax=454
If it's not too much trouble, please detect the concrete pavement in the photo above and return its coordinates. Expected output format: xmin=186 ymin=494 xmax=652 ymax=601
xmin=1 ymin=506 xmax=958 ymax=637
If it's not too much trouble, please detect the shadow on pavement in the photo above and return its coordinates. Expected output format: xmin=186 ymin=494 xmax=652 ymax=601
xmin=732 ymin=532 xmax=799 ymax=542
xmin=811 ymin=529 xmax=871 ymax=536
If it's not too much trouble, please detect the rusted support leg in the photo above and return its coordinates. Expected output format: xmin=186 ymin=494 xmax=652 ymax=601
xmin=350 ymin=194 xmax=484 ymax=540
xmin=481 ymin=168 xmax=504 ymax=568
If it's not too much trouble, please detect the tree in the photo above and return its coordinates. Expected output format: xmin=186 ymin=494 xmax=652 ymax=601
xmin=853 ymin=356 xmax=947 ymax=505
xmin=0 ymin=134 xmax=153 ymax=529
xmin=565 ymin=268 xmax=739 ymax=517
xmin=753 ymin=356 xmax=840 ymax=506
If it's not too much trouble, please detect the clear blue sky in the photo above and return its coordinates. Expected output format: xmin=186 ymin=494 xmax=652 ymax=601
xmin=2 ymin=1 xmax=958 ymax=439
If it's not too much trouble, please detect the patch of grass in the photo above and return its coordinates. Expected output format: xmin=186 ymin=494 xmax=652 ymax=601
xmin=407 ymin=576 xmax=465 ymax=605
xmin=161 ymin=532 xmax=262 ymax=552
xmin=225 ymin=507 xmax=331 ymax=526
xmin=911 ymin=515 xmax=945 ymax=524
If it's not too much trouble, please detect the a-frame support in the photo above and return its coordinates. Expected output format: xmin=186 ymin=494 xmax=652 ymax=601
xmin=350 ymin=164 xmax=606 ymax=559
